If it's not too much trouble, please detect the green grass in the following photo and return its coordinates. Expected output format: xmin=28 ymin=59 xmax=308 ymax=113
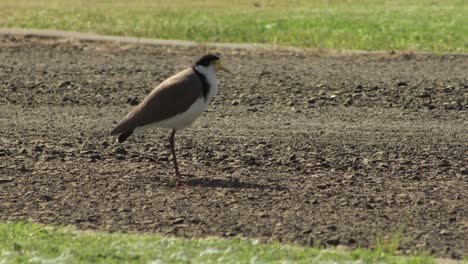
xmin=0 ymin=221 xmax=435 ymax=264
xmin=0 ymin=0 xmax=466 ymax=53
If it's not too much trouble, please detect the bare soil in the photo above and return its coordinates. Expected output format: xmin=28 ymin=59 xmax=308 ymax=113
xmin=0 ymin=35 xmax=467 ymax=259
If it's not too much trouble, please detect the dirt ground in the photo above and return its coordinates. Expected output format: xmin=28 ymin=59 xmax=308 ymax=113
xmin=0 ymin=35 xmax=466 ymax=259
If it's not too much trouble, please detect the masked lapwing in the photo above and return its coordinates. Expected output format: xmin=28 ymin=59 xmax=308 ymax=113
xmin=110 ymin=54 xmax=230 ymax=182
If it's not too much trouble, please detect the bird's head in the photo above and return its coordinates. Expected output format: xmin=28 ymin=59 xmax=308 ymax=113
xmin=195 ymin=54 xmax=230 ymax=73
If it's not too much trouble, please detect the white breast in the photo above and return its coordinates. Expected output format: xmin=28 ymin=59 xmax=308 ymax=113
xmin=195 ymin=64 xmax=218 ymax=101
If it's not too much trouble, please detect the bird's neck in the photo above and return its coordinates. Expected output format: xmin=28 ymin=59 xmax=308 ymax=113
xmin=193 ymin=65 xmax=218 ymax=101
xmin=194 ymin=64 xmax=216 ymax=79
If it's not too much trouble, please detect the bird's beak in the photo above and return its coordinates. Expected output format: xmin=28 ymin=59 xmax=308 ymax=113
xmin=216 ymin=61 xmax=231 ymax=73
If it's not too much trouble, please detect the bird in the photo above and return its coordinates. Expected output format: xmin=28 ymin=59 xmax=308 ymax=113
xmin=110 ymin=54 xmax=230 ymax=183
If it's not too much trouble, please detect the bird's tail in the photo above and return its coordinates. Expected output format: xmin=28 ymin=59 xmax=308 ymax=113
xmin=110 ymin=110 xmax=138 ymax=140
xmin=117 ymin=130 xmax=134 ymax=143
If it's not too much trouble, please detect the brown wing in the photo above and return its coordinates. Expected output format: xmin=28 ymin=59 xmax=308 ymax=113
xmin=110 ymin=67 xmax=203 ymax=135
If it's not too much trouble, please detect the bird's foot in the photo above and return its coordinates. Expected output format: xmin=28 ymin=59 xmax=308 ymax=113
xmin=169 ymin=173 xmax=182 ymax=188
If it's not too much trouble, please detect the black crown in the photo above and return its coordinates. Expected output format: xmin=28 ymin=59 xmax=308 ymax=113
xmin=195 ymin=54 xmax=220 ymax=66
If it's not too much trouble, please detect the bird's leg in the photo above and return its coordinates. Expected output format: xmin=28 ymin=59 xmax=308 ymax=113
xmin=169 ymin=129 xmax=181 ymax=182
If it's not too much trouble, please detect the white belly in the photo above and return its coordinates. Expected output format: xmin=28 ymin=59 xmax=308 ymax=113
xmin=145 ymin=96 xmax=210 ymax=130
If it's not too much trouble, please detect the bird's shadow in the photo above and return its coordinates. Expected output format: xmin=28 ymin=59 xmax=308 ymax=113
xmin=179 ymin=176 xmax=282 ymax=190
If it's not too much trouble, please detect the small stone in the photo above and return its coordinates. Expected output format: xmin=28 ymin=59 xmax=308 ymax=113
xmin=317 ymin=184 xmax=328 ymax=190
xmin=127 ymin=97 xmax=140 ymax=106
xmin=171 ymin=218 xmax=184 ymax=225
xmin=231 ymin=100 xmax=240 ymax=106
xmin=0 ymin=149 xmax=7 ymax=157
xmin=418 ymin=92 xmax=430 ymax=98
xmin=411 ymin=175 xmax=422 ymax=181
xmin=317 ymin=90 xmax=327 ymax=96
xmin=439 ymin=160 xmax=450 ymax=167
xmin=44 ymin=155 xmax=57 ymax=161
xmin=307 ymin=97 xmax=317 ymax=104
xmin=291 ymin=107 xmax=301 ymax=113
xmin=0 ymin=177 xmax=14 ymax=183
xmin=326 ymin=236 xmax=340 ymax=246
xmin=19 ymin=165 xmax=29 ymax=172
xmin=18 ymin=148 xmax=27 ymax=154
xmin=115 ymin=146 xmax=128 ymax=155
xmin=344 ymin=98 xmax=353 ymax=106
xmin=317 ymin=162 xmax=330 ymax=168
xmin=241 ymin=154 xmax=257 ymax=166
xmin=58 ymin=80 xmax=72 ymax=88
xmin=40 ymin=194 xmax=53 ymax=201
xmin=397 ymin=81 xmax=408 ymax=87
xmin=49 ymin=149 xmax=65 ymax=157
xmin=224 ymin=231 xmax=236 ymax=237
xmin=288 ymin=154 xmax=296 ymax=161
xmin=442 ymin=102 xmax=454 ymax=109
xmin=116 ymin=155 xmax=126 ymax=160
xmin=89 ymin=153 xmax=101 ymax=161
xmin=33 ymin=145 xmax=44 ymax=152
xmin=257 ymin=212 xmax=268 ymax=218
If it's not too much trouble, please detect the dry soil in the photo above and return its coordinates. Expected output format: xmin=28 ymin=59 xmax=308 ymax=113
xmin=0 ymin=35 xmax=467 ymax=258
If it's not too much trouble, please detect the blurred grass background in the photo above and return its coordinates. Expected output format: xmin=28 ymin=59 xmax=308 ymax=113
xmin=0 ymin=0 xmax=466 ymax=51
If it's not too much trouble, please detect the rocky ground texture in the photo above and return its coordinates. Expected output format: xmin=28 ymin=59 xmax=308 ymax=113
xmin=0 ymin=35 xmax=467 ymax=258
